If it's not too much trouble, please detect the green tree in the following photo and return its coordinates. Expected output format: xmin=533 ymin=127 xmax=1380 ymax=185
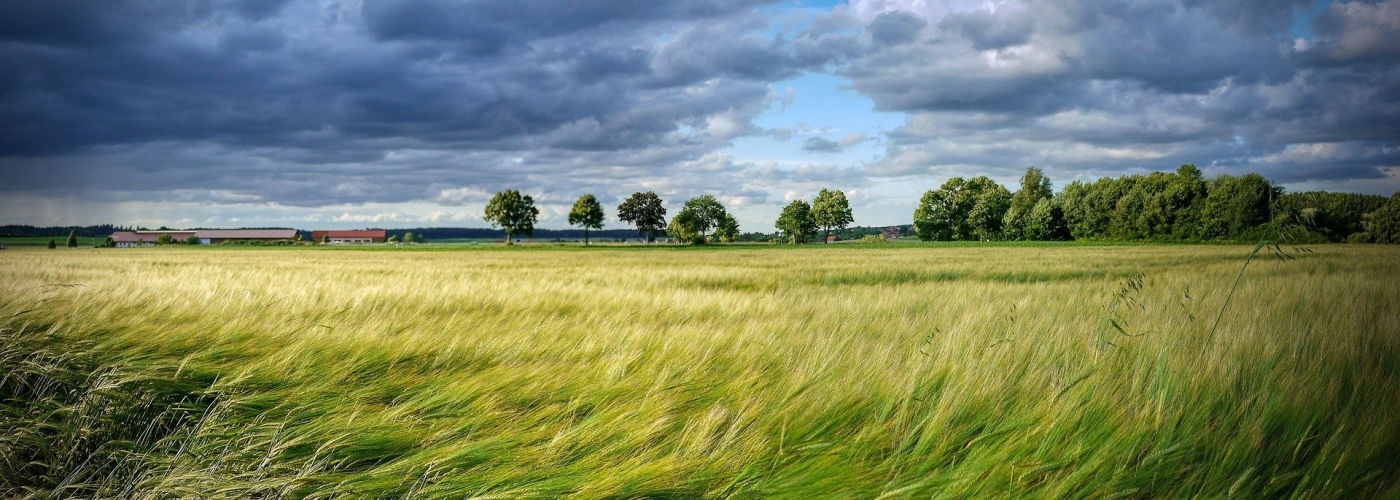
xmin=776 ymin=200 xmax=817 ymax=244
xmin=714 ymin=213 xmax=740 ymax=243
xmin=568 ymin=194 xmax=606 ymax=245
xmin=403 ymin=231 xmax=414 ymax=244
xmin=668 ymin=207 xmax=706 ymax=244
xmin=1360 ymin=193 xmax=1400 ymax=244
xmin=321 ymin=234 xmax=330 ymax=244
xmin=811 ymin=188 xmax=854 ymax=243
xmin=185 ymin=235 xmax=202 ymax=245
xmin=966 ymin=176 xmax=1011 ymax=240
xmin=65 ymin=229 xmax=78 ymax=248
xmin=913 ymin=178 xmax=964 ymax=241
xmin=484 ymin=189 xmax=540 ymax=245
xmin=47 ymin=238 xmax=56 ymax=249
xmin=617 ymin=191 xmax=667 ymax=243
xmin=1025 ymin=198 xmax=1069 ymax=240
xmin=1003 ymin=167 xmax=1055 ymax=240
xmin=414 ymin=233 xmax=425 ymax=244
xmin=104 ymin=236 xmax=115 ymax=248
xmin=387 ymin=234 xmax=399 ymax=243
xmin=156 ymin=234 xmax=174 ymax=246
xmin=681 ymin=195 xmax=728 ymax=241
xmin=1199 ymin=174 xmax=1279 ymax=240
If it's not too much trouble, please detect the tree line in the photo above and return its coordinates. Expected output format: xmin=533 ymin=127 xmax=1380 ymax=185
xmin=915 ymin=165 xmax=1400 ymax=243
xmin=483 ymin=165 xmax=1400 ymax=246
xmin=482 ymin=189 xmax=857 ymax=245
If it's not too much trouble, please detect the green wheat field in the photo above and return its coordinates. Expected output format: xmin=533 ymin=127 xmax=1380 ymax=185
xmin=3 ymin=244 xmax=1399 ymax=498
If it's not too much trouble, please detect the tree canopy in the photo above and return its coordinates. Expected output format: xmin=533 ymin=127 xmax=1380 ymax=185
xmin=776 ymin=200 xmax=817 ymax=244
xmin=811 ymin=188 xmax=854 ymax=243
xmin=483 ymin=189 xmax=540 ymax=245
xmin=568 ymin=194 xmax=606 ymax=245
xmin=617 ymin=191 xmax=667 ymax=242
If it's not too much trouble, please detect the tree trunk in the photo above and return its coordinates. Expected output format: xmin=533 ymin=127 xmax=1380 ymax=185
xmin=505 ymin=232 xmax=512 ymax=245
xmin=584 ymin=229 xmax=589 ymax=246
xmin=824 ymin=227 xmax=830 ymax=244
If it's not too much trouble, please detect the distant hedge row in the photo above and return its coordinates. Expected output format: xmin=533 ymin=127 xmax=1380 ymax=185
xmin=914 ymin=165 xmax=1400 ymax=243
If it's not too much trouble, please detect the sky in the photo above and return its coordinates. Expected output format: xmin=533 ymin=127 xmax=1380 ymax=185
xmin=1 ymin=0 xmax=1397 ymax=230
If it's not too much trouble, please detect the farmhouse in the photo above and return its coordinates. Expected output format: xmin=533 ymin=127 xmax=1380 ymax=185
xmin=110 ymin=229 xmax=298 ymax=247
xmin=311 ymin=229 xmax=387 ymax=244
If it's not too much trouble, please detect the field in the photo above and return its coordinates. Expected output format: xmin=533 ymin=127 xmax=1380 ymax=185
xmin=0 ymin=236 xmax=107 ymax=247
xmin=2 ymin=244 xmax=1399 ymax=498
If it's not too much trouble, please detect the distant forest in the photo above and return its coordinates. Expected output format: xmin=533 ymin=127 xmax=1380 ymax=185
xmin=912 ymin=165 xmax=1399 ymax=244
xmin=5 ymin=165 xmax=1399 ymax=244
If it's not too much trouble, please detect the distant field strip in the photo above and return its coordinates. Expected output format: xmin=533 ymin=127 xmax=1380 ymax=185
xmin=2 ymin=245 xmax=1398 ymax=498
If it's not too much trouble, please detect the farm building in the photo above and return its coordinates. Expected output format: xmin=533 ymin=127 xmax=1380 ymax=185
xmin=111 ymin=230 xmax=196 ymax=247
xmin=310 ymin=229 xmax=387 ymax=244
xmin=110 ymin=229 xmax=297 ymax=247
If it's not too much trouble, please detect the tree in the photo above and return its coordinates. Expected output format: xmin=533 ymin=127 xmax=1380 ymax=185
xmin=156 ymin=234 xmax=174 ymax=245
xmin=1004 ymin=167 xmax=1055 ymax=240
xmin=668 ymin=207 xmax=706 ymax=244
xmin=403 ymin=231 xmax=414 ymax=244
xmin=484 ymin=189 xmax=540 ymax=245
xmin=1199 ymin=174 xmax=1279 ymax=240
xmin=811 ymin=188 xmax=854 ymax=243
xmin=66 ymin=229 xmax=78 ymax=248
xmin=414 ymin=233 xmax=425 ymax=244
xmin=714 ymin=213 xmax=740 ymax=243
xmin=321 ymin=234 xmax=330 ymax=244
xmin=294 ymin=232 xmax=303 ymax=243
xmin=913 ymin=178 xmax=965 ymax=241
xmin=965 ymin=177 xmax=1011 ymax=240
xmin=1360 ymin=193 xmax=1400 ymax=244
xmin=387 ymin=234 xmax=399 ymax=243
xmin=681 ymin=195 xmax=728 ymax=241
xmin=185 ymin=235 xmax=202 ymax=245
xmin=104 ymin=236 xmax=115 ymax=248
xmin=1026 ymin=198 xmax=1069 ymax=240
xmin=617 ymin=191 xmax=667 ymax=243
xmin=776 ymin=200 xmax=817 ymax=244
xmin=47 ymin=238 xmax=56 ymax=249
xmin=568 ymin=194 xmax=606 ymax=245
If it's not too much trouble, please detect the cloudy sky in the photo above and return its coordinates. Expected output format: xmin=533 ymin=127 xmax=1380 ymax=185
xmin=2 ymin=0 xmax=1397 ymax=230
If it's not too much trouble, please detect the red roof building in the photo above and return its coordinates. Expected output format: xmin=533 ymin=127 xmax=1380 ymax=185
xmin=110 ymin=229 xmax=298 ymax=247
xmin=310 ymin=230 xmax=387 ymax=244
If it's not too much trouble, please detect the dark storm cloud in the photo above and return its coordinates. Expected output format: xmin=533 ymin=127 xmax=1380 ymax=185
xmin=1 ymin=0 xmax=1398 ymax=222
xmin=0 ymin=0 xmax=847 ymax=208
xmin=844 ymin=0 xmax=1400 ymax=189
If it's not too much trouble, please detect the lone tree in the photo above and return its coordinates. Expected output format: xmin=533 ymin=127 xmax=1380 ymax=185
xmin=47 ymin=238 xmax=56 ymax=249
xmin=811 ymin=188 xmax=854 ymax=243
xmin=617 ymin=191 xmax=667 ymax=243
xmin=484 ymin=189 xmax=540 ymax=245
xmin=403 ymin=231 xmax=414 ymax=244
xmin=321 ymin=234 xmax=330 ymax=244
xmin=414 ymin=233 xmax=424 ymax=244
xmin=65 ymin=229 xmax=78 ymax=248
xmin=156 ymin=234 xmax=174 ymax=246
xmin=387 ymin=234 xmax=399 ymax=244
xmin=776 ymin=200 xmax=817 ymax=244
xmin=568 ymin=194 xmax=606 ymax=245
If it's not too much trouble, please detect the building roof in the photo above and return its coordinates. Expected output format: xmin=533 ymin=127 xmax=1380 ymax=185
xmin=111 ymin=230 xmax=196 ymax=243
xmin=110 ymin=229 xmax=297 ymax=242
xmin=196 ymin=229 xmax=297 ymax=239
xmin=312 ymin=230 xmax=387 ymax=238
